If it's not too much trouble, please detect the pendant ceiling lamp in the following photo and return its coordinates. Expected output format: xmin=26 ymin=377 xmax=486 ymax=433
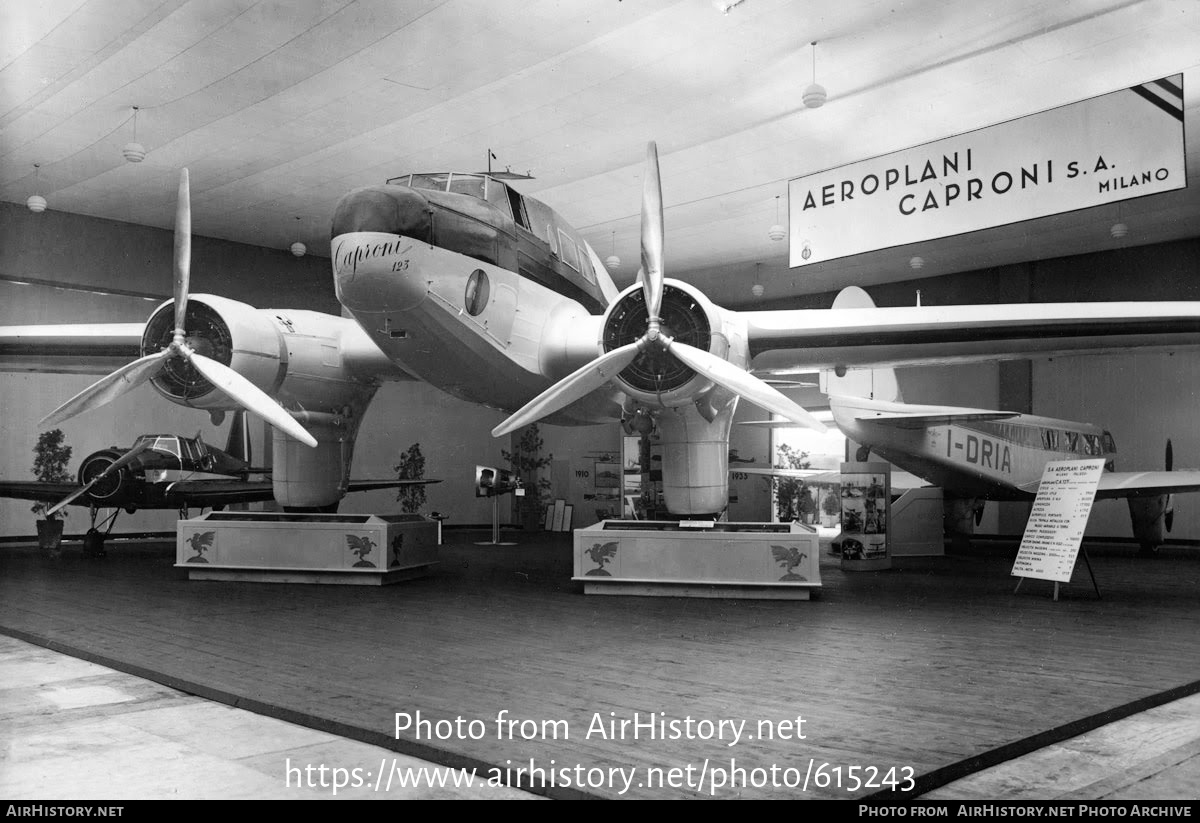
xmin=751 ymin=263 xmax=764 ymax=298
xmin=768 ymin=195 xmax=786 ymax=241
xmin=123 ymin=106 xmax=146 ymax=163
xmin=605 ymin=230 xmax=620 ymax=270
xmin=803 ymin=41 xmax=827 ymax=109
xmin=290 ymin=217 xmax=306 ymax=257
xmin=26 ymin=164 xmax=46 ymax=213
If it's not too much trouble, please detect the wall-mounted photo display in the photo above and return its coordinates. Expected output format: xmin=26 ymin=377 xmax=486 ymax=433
xmin=595 ymin=461 xmax=620 ymax=488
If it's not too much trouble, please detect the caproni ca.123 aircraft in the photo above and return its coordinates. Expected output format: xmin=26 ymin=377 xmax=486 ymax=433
xmin=16 ymin=142 xmax=1200 ymax=520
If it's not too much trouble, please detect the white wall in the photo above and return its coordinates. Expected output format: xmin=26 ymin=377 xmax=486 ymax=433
xmin=1034 ymin=351 xmax=1200 ymax=540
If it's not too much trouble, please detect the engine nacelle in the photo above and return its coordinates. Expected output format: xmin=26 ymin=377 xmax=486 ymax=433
xmin=142 ymin=295 xmax=284 ymax=411
xmin=600 ymin=279 xmax=736 ymax=409
xmin=77 ymin=449 xmax=134 ymax=504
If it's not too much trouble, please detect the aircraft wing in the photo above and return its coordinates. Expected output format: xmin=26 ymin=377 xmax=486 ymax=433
xmin=1093 ymin=471 xmax=1200 ymax=500
xmin=162 ymin=479 xmax=278 ymax=507
xmin=162 ymin=477 xmax=441 ymax=506
xmin=0 ymin=324 xmax=145 ymax=375
xmin=734 ymin=466 xmax=932 ymax=491
xmin=346 ymin=479 xmax=442 ymax=492
xmin=0 ymin=481 xmax=84 ymax=502
xmin=745 ymin=302 xmax=1200 ymax=371
xmin=844 ymin=411 xmax=1019 ymax=429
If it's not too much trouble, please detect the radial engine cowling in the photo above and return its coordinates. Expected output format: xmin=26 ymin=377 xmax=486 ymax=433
xmin=600 ymin=279 xmax=731 ymax=407
xmin=141 ymin=294 xmax=285 ymax=410
xmin=77 ymin=449 xmax=134 ymax=504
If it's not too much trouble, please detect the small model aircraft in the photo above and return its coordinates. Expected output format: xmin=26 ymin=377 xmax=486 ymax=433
xmin=0 ymin=414 xmax=438 ymax=553
xmin=743 ymin=287 xmax=1200 ymax=553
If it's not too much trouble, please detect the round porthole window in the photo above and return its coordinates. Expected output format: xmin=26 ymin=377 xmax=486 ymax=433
xmin=465 ymin=269 xmax=490 ymax=316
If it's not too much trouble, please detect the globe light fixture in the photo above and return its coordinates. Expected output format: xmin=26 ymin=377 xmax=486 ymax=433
xmin=909 ymin=256 xmax=925 ymax=270
xmin=768 ymin=195 xmax=786 ymax=241
xmin=803 ymin=42 xmax=827 ymax=109
xmin=27 ymin=164 xmax=46 ymax=212
xmin=605 ymin=231 xmax=620 ymax=270
xmin=291 ymin=242 xmax=307 ymax=258
xmin=122 ymin=107 xmax=146 ymax=163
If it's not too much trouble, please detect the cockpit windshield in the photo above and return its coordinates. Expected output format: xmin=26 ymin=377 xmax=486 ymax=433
xmin=134 ymin=434 xmax=181 ymax=459
xmin=392 ymin=173 xmax=486 ymax=200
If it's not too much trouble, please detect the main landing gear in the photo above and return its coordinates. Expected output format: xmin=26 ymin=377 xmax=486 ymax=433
xmin=82 ymin=506 xmax=121 ymax=558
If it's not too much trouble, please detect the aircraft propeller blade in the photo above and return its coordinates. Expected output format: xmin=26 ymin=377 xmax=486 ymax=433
xmin=492 ymin=341 xmax=643 ymax=437
xmin=640 ymin=142 xmax=665 ymax=334
xmin=180 ymin=347 xmax=318 ymax=447
xmin=1165 ymin=438 xmax=1175 ymax=532
xmin=665 ymin=339 xmax=828 ymax=433
xmin=39 ymin=349 xmax=170 ymax=428
xmin=44 ymin=440 xmax=155 ymax=517
xmin=174 ymin=169 xmax=191 ymax=336
xmin=39 ymin=167 xmax=318 ymax=449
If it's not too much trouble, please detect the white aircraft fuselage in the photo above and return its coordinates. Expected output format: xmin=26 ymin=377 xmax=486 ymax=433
xmin=831 ymin=396 xmax=1116 ymax=501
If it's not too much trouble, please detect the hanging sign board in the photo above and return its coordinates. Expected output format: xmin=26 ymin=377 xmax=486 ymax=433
xmin=788 ymin=74 xmax=1185 ymax=267
xmin=1011 ymin=459 xmax=1106 ymax=583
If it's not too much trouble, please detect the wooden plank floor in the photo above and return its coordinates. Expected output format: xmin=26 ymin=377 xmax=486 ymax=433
xmin=2 ymin=532 xmax=1199 ymax=800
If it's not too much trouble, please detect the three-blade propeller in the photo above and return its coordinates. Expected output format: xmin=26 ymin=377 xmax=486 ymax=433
xmin=44 ymin=440 xmax=154 ymax=517
xmin=492 ymin=142 xmax=825 ymax=438
xmin=39 ymin=170 xmax=318 ymax=448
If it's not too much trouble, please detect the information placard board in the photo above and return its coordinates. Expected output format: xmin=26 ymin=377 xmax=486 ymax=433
xmin=1011 ymin=459 xmax=1106 ymax=583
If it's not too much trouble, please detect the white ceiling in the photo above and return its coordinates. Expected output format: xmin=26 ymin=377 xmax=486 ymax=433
xmin=2 ymin=0 xmax=1198 ymax=308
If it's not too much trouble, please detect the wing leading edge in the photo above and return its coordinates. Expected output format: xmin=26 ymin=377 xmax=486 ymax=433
xmin=746 ymin=301 xmax=1200 ymax=371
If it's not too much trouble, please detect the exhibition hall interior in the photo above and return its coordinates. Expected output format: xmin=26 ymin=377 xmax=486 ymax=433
xmin=2 ymin=0 xmax=1200 ymax=802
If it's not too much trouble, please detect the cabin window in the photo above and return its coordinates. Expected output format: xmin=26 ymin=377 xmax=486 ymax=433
xmin=579 ymin=246 xmax=597 ymax=283
xmin=1083 ymin=434 xmax=1100 ymax=455
xmin=1102 ymin=431 xmax=1116 ymax=453
xmin=1065 ymin=431 xmax=1080 ymax=453
xmin=465 ymin=269 xmax=490 ymax=316
xmin=1041 ymin=429 xmax=1059 ymax=450
xmin=546 ymin=225 xmax=558 ymax=255
xmin=484 ymin=179 xmax=512 ymax=219
xmin=558 ymin=229 xmax=580 ymax=270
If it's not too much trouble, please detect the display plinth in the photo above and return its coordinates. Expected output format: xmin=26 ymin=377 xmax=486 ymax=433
xmin=176 ymin=512 xmax=438 ymax=585
xmin=573 ymin=520 xmax=820 ymax=599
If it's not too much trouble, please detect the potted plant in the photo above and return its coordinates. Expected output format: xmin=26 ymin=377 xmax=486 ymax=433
xmin=502 ymin=424 xmax=553 ymax=530
xmin=31 ymin=429 xmax=72 ymax=554
xmin=393 ymin=442 xmax=427 ymax=514
xmin=770 ymin=443 xmax=813 ymax=523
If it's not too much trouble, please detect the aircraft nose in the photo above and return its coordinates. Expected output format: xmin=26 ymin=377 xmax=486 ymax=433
xmin=331 ymin=185 xmax=432 ymax=312
xmin=331 ymin=185 xmax=430 ymax=240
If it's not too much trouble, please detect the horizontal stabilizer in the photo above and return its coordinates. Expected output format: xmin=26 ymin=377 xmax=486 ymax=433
xmin=830 ymin=395 xmax=1018 ymax=428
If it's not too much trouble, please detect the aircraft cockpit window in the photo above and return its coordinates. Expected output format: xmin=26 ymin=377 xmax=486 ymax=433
xmin=1065 ymin=431 xmax=1079 ymax=452
xmin=1103 ymin=431 xmax=1116 ymax=453
xmin=1083 ymin=434 xmax=1099 ymax=455
xmin=408 ymin=173 xmax=451 ymax=192
xmin=447 ymin=174 xmax=485 ymax=199
xmin=152 ymin=436 xmax=181 ymax=459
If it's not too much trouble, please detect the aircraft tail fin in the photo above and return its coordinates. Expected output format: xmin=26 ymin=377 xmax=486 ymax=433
xmin=820 ymin=287 xmax=902 ymax=403
xmin=224 ymin=410 xmax=252 ymax=465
